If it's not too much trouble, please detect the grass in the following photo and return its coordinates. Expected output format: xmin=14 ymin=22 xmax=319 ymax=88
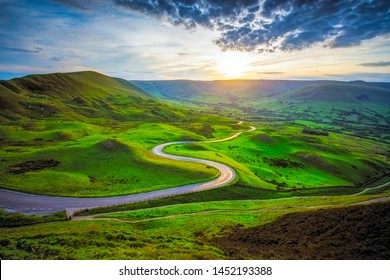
xmin=0 ymin=121 xmax=231 ymax=196
xmin=164 ymin=122 xmax=390 ymax=190
xmin=0 ymin=210 xmax=68 ymax=227
xmin=1 ymin=192 xmax=388 ymax=259
xmin=95 ymin=194 xmax=383 ymax=222
xmin=73 ymin=172 xmax=390 ymax=216
xmin=0 ymin=219 xmax=225 ymax=259
xmin=0 ymin=70 xmax=244 ymax=197
xmin=0 ymin=78 xmax=246 ymax=197
xmin=2 ymin=72 xmax=388 ymax=197
xmin=211 ymin=201 xmax=390 ymax=259
xmin=1 ymin=71 xmax=389 ymax=260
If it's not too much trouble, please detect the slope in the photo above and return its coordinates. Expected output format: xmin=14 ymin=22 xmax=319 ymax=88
xmin=212 ymin=201 xmax=390 ymax=259
xmin=0 ymin=71 xmax=235 ymax=198
xmin=0 ymin=71 xmax=185 ymax=123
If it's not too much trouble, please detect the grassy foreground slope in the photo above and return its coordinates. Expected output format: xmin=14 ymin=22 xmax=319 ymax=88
xmin=1 ymin=194 xmax=388 ymax=259
xmin=212 ymin=201 xmax=390 ymax=259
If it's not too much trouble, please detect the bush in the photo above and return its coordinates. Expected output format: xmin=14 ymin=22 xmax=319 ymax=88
xmin=302 ymin=128 xmax=329 ymax=136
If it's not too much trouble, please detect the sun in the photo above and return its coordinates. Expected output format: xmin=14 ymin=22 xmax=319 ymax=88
xmin=216 ymin=51 xmax=252 ymax=78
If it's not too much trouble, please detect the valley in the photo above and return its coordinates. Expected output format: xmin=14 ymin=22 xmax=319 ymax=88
xmin=0 ymin=71 xmax=389 ymax=260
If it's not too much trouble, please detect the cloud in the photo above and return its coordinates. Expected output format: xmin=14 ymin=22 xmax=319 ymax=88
xmin=50 ymin=55 xmax=81 ymax=62
xmin=114 ymin=0 xmax=390 ymax=52
xmin=257 ymin=71 xmax=284 ymax=74
xmin=359 ymin=61 xmax=390 ymax=67
xmin=115 ymin=0 xmax=259 ymax=29
xmin=3 ymin=46 xmax=44 ymax=54
xmin=51 ymin=0 xmax=107 ymax=10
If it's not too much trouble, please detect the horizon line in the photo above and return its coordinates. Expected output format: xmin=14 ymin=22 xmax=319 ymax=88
xmin=1 ymin=70 xmax=389 ymax=84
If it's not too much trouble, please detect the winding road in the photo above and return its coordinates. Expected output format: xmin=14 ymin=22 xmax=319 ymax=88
xmin=0 ymin=125 xmax=255 ymax=216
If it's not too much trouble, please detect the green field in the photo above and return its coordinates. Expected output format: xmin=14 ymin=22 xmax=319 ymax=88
xmin=1 ymin=121 xmax=243 ymax=196
xmin=0 ymin=71 xmax=242 ymax=196
xmin=165 ymin=122 xmax=389 ymax=190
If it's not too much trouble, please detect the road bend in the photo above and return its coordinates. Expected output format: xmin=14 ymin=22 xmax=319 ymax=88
xmin=0 ymin=126 xmax=254 ymax=216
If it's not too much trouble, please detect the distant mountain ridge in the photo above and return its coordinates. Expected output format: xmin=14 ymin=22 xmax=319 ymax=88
xmin=133 ymin=79 xmax=390 ymax=128
xmin=132 ymin=79 xmax=390 ymax=104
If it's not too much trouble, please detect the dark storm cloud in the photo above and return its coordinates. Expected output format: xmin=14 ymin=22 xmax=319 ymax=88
xmin=360 ymin=61 xmax=390 ymax=67
xmin=219 ymin=0 xmax=390 ymax=51
xmin=115 ymin=0 xmax=258 ymax=28
xmin=110 ymin=1 xmax=390 ymax=52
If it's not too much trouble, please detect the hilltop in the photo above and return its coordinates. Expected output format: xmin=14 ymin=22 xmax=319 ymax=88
xmin=0 ymin=71 xmax=186 ymax=123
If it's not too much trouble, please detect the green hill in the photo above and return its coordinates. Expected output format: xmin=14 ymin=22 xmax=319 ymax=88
xmin=0 ymin=71 xmax=185 ymax=123
xmin=0 ymin=71 xmax=231 ymax=198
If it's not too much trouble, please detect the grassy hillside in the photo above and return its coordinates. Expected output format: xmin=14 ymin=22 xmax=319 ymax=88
xmin=1 ymin=72 xmax=388 ymax=196
xmin=165 ymin=122 xmax=390 ymax=190
xmin=0 ymin=71 xmax=186 ymax=123
xmin=212 ymin=201 xmax=390 ymax=259
xmin=1 ymin=71 xmax=389 ymax=261
xmin=0 ymin=71 xmax=238 ymax=197
xmin=1 ymin=194 xmax=388 ymax=259
xmin=132 ymin=78 xmax=390 ymax=191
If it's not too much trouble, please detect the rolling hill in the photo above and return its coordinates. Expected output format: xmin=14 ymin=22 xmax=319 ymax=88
xmin=0 ymin=71 xmax=186 ymax=123
xmin=134 ymin=79 xmax=390 ymax=139
xmin=1 ymin=71 xmax=388 ymax=196
xmin=133 ymin=79 xmax=390 ymax=103
xmin=0 ymin=71 xmax=231 ymax=198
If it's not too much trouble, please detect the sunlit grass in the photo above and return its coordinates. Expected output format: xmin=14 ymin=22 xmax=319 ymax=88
xmin=165 ymin=122 xmax=390 ymax=190
xmin=0 ymin=121 xmax=232 ymax=197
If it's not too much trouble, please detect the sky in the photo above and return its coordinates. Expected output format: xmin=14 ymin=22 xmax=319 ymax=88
xmin=0 ymin=0 xmax=389 ymax=81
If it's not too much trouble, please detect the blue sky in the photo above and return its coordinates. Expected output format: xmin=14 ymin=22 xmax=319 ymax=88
xmin=0 ymin=0 xmax=389 ymax=81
